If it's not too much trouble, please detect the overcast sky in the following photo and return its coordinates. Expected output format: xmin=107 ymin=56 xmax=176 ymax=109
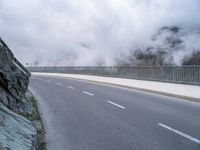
xmin=0 ymin=0 xmax=200 ymax=66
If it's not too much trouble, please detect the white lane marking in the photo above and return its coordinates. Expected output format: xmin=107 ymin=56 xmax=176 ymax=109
xmin=67 ymin=86 xmax=75 ymax=89
xmin=107 ymin=101 xmax=126 ymax=109
xmin=158 ymin=123 xmax=200 ymax=144
xmin=56 ymin=82 xmax=62 ymax=86
xmin=83 ymin=91 xmax=94 ymax=96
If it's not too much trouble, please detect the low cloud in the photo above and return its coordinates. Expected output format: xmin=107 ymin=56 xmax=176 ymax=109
xmin=0 ymin=0 xmax=200 ymax=66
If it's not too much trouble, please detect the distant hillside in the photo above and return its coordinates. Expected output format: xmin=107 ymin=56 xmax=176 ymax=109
xmin=116 ymin=26 xmax=200 ymax=66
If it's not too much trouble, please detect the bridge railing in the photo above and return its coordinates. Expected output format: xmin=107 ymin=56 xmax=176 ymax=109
xmin=28 ymin=66 xmax=200 ymax=85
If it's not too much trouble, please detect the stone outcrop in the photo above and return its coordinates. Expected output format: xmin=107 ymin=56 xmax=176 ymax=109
xmin=0 ymin=38 xmax=37 ymax=150
xmin=0 ymin=103 xmax=36 ymax=150
xmin=0 ymin=38 xmax=30 ymax=110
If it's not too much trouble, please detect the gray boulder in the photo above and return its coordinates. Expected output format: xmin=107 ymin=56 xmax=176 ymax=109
xmin=0 ymin=103 xmax=36 ymax=150
xmin=0 ymin=38 xmax=36 ymax=150
xmin=0 ymin=38 xmax=30 ymax=111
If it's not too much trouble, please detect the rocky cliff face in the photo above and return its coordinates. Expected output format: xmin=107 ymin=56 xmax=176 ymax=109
xmin=0 ymin=38 xmax=30 ymax=111
xmin=0 ymin=38 xmax=37 ymax=150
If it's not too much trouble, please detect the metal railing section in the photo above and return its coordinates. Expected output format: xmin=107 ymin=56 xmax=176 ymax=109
xmin=28 ymin=66 xmax=200 ymax=85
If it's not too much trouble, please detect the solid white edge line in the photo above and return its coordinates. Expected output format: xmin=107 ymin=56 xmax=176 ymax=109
xmin=107 ymin=101 xmax=126 ymax=109
xmin=83 ymin=91 xmax=94 ymax=96
xmin=158 ymin=123 xmax=200 ymax=144
xmin=67 ymin=86 xmax=75 ymax=89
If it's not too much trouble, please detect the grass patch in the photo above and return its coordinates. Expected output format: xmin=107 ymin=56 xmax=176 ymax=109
xmin=38 ymin=142 xmax=46 ymax=150
xmin=30 ymin=96 xmax=37 ymax=108
xmin=22 ymin=93 xmax=46 ymax=150
xmin=37 ymin=128 xmax=44 ymax=134
xmin=18 ymin=112 xmax=32 ymax=120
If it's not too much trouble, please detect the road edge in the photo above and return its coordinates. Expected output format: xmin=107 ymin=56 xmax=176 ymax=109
xmin=32 ymin=73 xmax=200 ymax=103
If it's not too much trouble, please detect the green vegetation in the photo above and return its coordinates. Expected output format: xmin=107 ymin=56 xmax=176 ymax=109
xmin=18 ymin=93 xmax=46 ymax=150
xmin=37 ymin=128 xmax=44 ymax=134
xmin=30 ymin=96 xmax=37 ymax=108
xmin=18 ymin=112 xmax=32 ymax=120
xmin=38 ymin=142 xmax=46 ymax=150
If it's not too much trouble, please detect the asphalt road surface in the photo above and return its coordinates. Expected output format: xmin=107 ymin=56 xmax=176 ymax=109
xmin=30 ymin=74 xmax=200 ymax=150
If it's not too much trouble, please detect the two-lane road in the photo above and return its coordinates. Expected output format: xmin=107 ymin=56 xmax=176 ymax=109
xmin=30 ymin=74 xmax=200 ymax=150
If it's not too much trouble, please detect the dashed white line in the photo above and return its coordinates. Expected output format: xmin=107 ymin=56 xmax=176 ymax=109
xmin=158 ymin=123 xmax=200 ymax=144
xmin=67 ymin=86 xmax=75 ymax=89
xmin=107 ymin=101 xmax=126 ymax=109
xmin=83 ymin=91 xmax=94 ymax=96
xmin=56 ymin=82 xmax=63 ymax=86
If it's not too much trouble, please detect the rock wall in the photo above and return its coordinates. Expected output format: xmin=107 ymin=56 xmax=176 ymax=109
xmin=0 ymin=103 xmax=36 ymax=150
xmin=0 ymin=38 xmax=37 ymax=150
xmin=0 ymin=38 xmax=30 ymax=110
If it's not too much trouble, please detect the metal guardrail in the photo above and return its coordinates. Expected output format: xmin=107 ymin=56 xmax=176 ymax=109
xmin=28 ymin=66 xmax=200 ymax=85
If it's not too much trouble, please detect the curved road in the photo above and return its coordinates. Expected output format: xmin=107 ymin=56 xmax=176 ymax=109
xmin=30 ymin=74 xmax=200 ymax=150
